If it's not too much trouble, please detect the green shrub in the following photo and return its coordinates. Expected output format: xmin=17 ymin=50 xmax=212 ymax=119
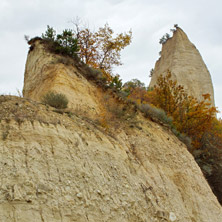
xmin=56 ymin=29 xmax=78 ymax=57
xmin=117 ymin=90 xmax=128 ymax=100
xmin=42 ymin=92 xmax=68 ymax=109
xmin=41 ymin=26 xmax=78 ymax=58
xmin=109 ymin=75 xmax=123 ymax=91
xmin=84 ymin=65 xmax=103 ymax=80
xmin=140 ymin=104 xmax=173 ymax=125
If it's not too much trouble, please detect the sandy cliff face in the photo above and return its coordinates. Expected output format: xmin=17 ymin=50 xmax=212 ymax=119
xmin=23 ymin=40 xmax=103 ymax=118
xmin=0 ymin=96 xmax=222 ymax=222
xmin=149 ymin=28 xmax=215 ymax=106
xmin=1 ymin=39 xmax=221 ymax=221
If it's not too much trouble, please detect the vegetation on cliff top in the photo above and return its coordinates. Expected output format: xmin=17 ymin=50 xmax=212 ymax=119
xmin=34 ymin=24 xmax=222 ymax=155
xmin=29 ymin=24 xmax=132 ymax=84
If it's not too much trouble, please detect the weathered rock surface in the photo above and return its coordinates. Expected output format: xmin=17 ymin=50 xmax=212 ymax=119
xmin=149 ymin=28 xmax=215 ymax=106
xmin=0 ymin=38 xmax=221 ymax=221
xmin=23 ymin=40 xmax=103 ymax=118
xmin=0 ymin=96 xmax=222 ymax=221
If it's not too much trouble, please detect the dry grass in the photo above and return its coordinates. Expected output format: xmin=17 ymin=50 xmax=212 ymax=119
xmin=41 ymin=91 xmax=68 ymax=109
xmin=0 ymin=95 xmax=71 ymax=126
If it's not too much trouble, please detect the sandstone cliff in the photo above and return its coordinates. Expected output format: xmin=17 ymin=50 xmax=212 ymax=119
xmin=1 ymin=95 xmax=222 ymax=222
xmin=23 ymin=40 xmax=103 ymax=119
xmin=0 ymin=39 xmax=221 ymax=221
xmin=149 ymin=28 xmax=215 ymax=107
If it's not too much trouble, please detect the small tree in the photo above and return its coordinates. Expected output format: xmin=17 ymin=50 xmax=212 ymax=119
xmin=56 ymin=29 xmax=78 ymax=57
xmin=42 ymin=25 xmax=56 ymax=41
xmin=72 ymin=21 xmax=132 ymax=75
xmin=123 ymin=79 xmax=152 ymax=104
xmin=109 ymin=75 xmax=123 ymax=91
xmin=159 ymin=36 xmax=166 ymax=44
xmin=123 ymin=79 xmax=146 ymax=93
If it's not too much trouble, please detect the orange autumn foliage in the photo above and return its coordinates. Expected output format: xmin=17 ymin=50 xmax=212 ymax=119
xmin=150 ymin=71 xmax=218 ymax=149
xmin=123 ymin=79 xmax=154 ymax=104
xmin=74 ymin=23 xmax=132 ymax=81
xmin=127 ymin=87 xmax=153 ymax=105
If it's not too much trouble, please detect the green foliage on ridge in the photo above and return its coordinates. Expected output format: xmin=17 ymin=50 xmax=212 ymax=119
xmin=41 ymin=25 xmax=79 ymax=58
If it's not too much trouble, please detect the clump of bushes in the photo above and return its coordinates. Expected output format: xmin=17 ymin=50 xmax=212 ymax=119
xmin=139 ymin=104 xmax=173 ymax=125
xmin=42 ymin=91 xmax=68 ymax=109
xmin=82 ymin=65 xmax=104 ymax=80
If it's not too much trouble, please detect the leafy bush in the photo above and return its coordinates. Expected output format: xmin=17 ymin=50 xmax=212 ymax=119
xmin=123 ymin=79 xmax=146 ymax=95
xmin=42 ymin=92 xmax=68 ymax=109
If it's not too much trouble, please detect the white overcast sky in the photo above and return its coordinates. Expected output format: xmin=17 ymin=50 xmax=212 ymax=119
xmin=1 ymin=0 xmax=222 ymax=114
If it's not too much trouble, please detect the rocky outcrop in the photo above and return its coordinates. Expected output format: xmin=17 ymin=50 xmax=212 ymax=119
xmin=23 ymin=40 xmax=104 ymax=118
xmin=1 ymin=38 xmax=221 ymax=221
xmin=149 ymin=28 xmax=215 ymax=106
xmin=0 ymin=96 xmax=222 ymax=221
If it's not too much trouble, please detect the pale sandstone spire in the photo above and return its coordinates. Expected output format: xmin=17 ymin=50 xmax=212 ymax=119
xmin=149 ymin=27 xmax=215 ymax=106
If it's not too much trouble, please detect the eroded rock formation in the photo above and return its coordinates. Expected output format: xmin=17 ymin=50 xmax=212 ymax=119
xmin=0 ymin=96 xmax=222 ymax=221
xmin=0 ymin=38 xmax=221 ymax=221
xmin=149 ymin=27 xmax=215 ymax=106
xmin=23 ymin=40 xmax=103 ymax=119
